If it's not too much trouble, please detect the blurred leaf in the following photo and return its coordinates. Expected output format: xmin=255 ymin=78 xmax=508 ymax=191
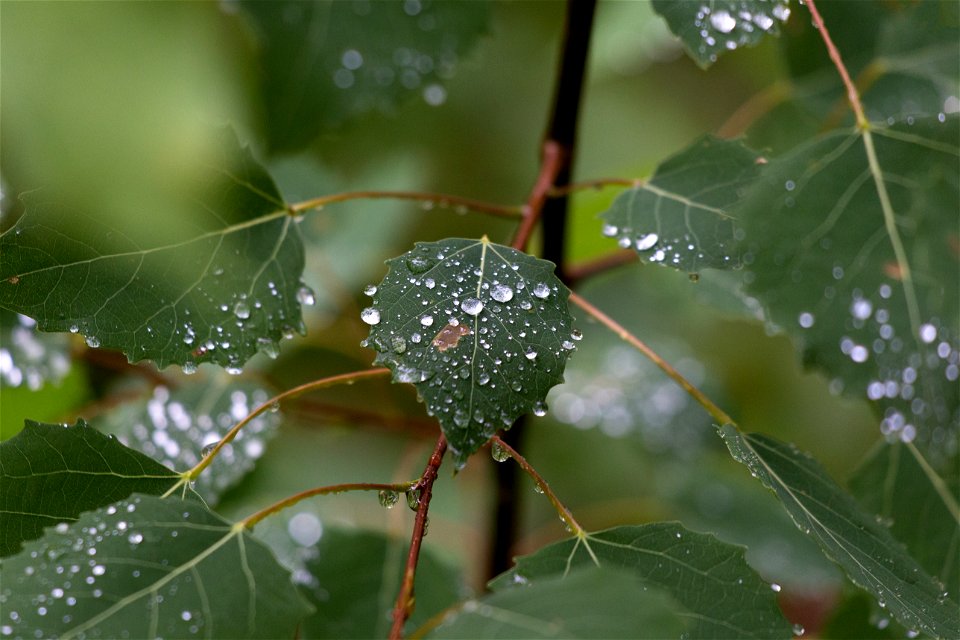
xmin=819 ymin=590 xmax=902 ymax=640
xmin=652 ymin=0 xmax=792 ymax=69
xmin=298 ymin=528 xmax=463 ymax=639
xmin=490 ymin=523 xmax=791 ymax=639
xmin=0 ymin=127 xmax=309 ymax=372
xmin=599 ymin=136 xmax=762 ymax=274
xmin=234 ymin=0 xmax=490 ymax=153
xmin=850 ymin=442 xmax=959 ymax=594
xmin=426 ymin=566 xmax=688 ymax=639
xmin=0 ymin=421 xmax=182 ymax=558
xmin=364 ymin=237 xmax=577 ymax=466
xmin=0 ymin=493 xmax=312 ymax=638
xmin=740 ymin=117 xmax=959 ymax=453
xmin=0 ymin=309 xmax=71 ymax=389
xmin=96 ymin=376 xmax=280 ymax=505
xmin=718 ymin=425 xmax=960 ymax=638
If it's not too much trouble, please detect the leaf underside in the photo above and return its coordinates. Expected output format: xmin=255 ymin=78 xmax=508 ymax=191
xmin=363 ymin=238 xmax=578 ymax=465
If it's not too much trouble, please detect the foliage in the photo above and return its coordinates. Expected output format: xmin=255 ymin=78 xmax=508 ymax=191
xmin=1 ymin=1 xmax=957 ymax=639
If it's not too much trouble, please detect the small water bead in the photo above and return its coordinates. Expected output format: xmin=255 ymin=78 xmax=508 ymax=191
xmin=361 ymin=307 xmax=381 ymax=325
xmin=635 ymin=233 xmax=659 ymax=251
xmin=378 ymin=490 xmax=400 ymax=508
xmin=532 ymin=283 xmax=551 ymax=299
xmin=524 ymin=347 xmax=537 ymax=360
xmin=461 ymin=298 xmax=484 ymax=315
xmin=420 ymin=314 xmax=434 ymax=327
xmin=770 ymin=583 xmax=782 ymax=592
xmin=571 ymin=329 xmax=583 ymax=341
xmin=490 ymin=441 xmax=510 ymax=462
xmin=363 ymin=284 xmax=378 ymax=296
xmin=296 ymin=285 xmax=316 ymax=306
xmin=601 ymin=223 xmax=618 ymax=237
xmin=490 ymin=283 xmax=514 ymax=303
xmin=69 ymin=324 xmax=80 ymax=334
xmin=84 ymin=336 xmax=101 ymax=348
xmin=424 ymin=278 xmax=436 ymax=289
xmin=617 ymin=236 xmax=632 ymax=249
xmin=532 ymin=401 xmax=547 ymax=417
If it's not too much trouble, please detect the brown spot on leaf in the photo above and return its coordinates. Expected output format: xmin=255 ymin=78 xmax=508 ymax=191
xmin=432 ymin=323 xmax=470 ymax=352
xmin=883 ymin=261 xmax=904 ymax=280
xmin=6 ymin=276 xmax=19 ymax=284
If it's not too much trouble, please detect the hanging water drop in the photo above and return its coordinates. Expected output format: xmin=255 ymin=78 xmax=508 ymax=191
xmin=491 ymin=441 xmax=510 ymax=462
xmin=363 ymin=284 xmax=377 ymax=296
xmin=571 ymin=329 xmax=583 ymax=341
xmin=361 ymin=307 xmax=381 ymax=325
xmin=378 ymin=490 xmax=400 ymax=508
xmin=406 ymin=488 xmax=421 ymax=511
xmin=297 ymin=285 xmax=316 ymax=306
xmin=532 ymin=401 xmax=547 ymax=417
xmin=201 ymin=441 xmax=219 ymax=457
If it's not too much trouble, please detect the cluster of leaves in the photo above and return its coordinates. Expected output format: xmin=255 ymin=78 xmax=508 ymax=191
xmin=1 ymin=1 xmax=958 ymax=638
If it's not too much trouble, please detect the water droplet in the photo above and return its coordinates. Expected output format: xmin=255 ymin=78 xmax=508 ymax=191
xmin=601 ymin=223 xmax=618 ymax=237
xmin=792 ymin=623 xmax=805 ymax=637
xmin=635 ymin=233 xmax=659 ymax=251
xmin=532 ymin=282 xmax=551 ymax=299
xmin=378 ymin=490 xmax=400 ymax=508
xmin=850 ymin=298 xmax=872 ymax=320
xmin=919 ymin=323 xmax=937 ymax=343
xmin=491 ymin=441 xmax=510 ymax=462
xmin=420 ymin=314 xmax=434 ymax=327
xmin=69 ymin=324 xmax=80 ymax=334
xmin=533 ymin=483 xmax=544 ymax=494
xmin=225 ymin=365 xmax=243 ymax=375
xmin=424 ymin=278 xmax=436 ymax=289
xmin=770 ymin=583 xmax=781 ymax=592
xmin=798 ymin=312 xmax=815 ymax=328
xmin=524 ymin=347 xmax=537 ymax=360
xmin=772 ymin=3 xmax=790 ymax=21
xmin=391 ymin=336 xmax=407 ymax=354
xmin=490 ymin=284 xmax=514 ymax=303
xmin=269 ymin=401 xmax=281 ymax=413
xmin=710 ymin=10 xmax=736 ymax=33
xmin=363 ymin=284 xmax=377 ymax=296
xmin=84 ymin=336 xmax=100 ymax=348
xmin=234 ymin=301 xmax=251 ymax=320
xmin=181 ymin=361 xmax=198 ymax=375
xmin=406 ymin=255 xmax=435 ymax=274
xmin=361 ymin=307 xmax=381 ymax=325
xmin=571 ymin=329 xmax=583 ymax=341
xmin=297 ymin=285 xmax=316 ymax=306
xmin=201 ymin=441 xmax=219 ymax=457
xmin=532 ymin=401 xmax=547 ymax=417
xmin=561 ymin=340 xmax=575 ymax=350
xmin=406 ymin=488 xmax=422 ymax=511
xmin=462 ymin=297 xmax=484 ymax=315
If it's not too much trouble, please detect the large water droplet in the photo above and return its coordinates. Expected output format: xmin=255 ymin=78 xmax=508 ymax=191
xmin=532 ymin=283 xmax=551 ymax=299
xmin=234 ymin=301 xmax=251 ymax=320
xmin=406 ymin=488 xmax=421 ymax=511
xmin=363 ymin=284 xmax=377 ymax=296
xmin=297 ymin=285 xmax=316 ymax=306
xmin=635 ymin=233 xmax=659 ymax=251
xmin=420 ymin=314 xmax=434 ymax=327
xmin=378 ymin=490 xmax=400 ymax=508
xmin=532 ymin=401 xmax=547 ymax=417
xmin=406 ymin=255 xmax=435 ymax=274
xmin=462 ymin=297 xmax=484 ymax=315
xmin=491 ymin=441 xmax=510 ymax=462
xmin=84 ymin=335 xmax=101 ymax=348
xmin=490 ymin=283 xmax=514 ymax=303
xmin=710 ymin=10 xmax=736 ymax=33
xmin=361 ymin=307 xmax=381 ymax=325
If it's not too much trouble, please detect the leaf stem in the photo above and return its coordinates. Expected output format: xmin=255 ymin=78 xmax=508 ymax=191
xmin=289 ymin=190 xmax=523 ymax=219
xmin=240 ymin=481 xmax=416 ymax=529
xmin=490 ymin=436 xmax=584 ymax=536
xmin=548 ymin=177 xmax=639 ymax=197
xmin=804 ymin=0 xmax=868 ymax=129
xmin=162 ymin=368 xmax=392 ymax=497
xmin=390 ymin=434 xmax=447 ymax=640
xmin=565 ymin=249 xmax=638 ymax=285
xmin=568 ymin=291 xmax=734 ymax=426
xmin=906 ymin=442 xmax=960 ymax=524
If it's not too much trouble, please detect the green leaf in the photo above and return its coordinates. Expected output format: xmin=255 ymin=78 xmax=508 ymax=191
xmin=651 ymin=0 xmax=792 ymax=69
xmin=234 ymin=0 xmax=490 ymax=153
xmin=490 ymin=523 xmax=791 ymax=639
xmin=0 ymin=309 xmax=71 ymax=389
xmin=599 ymin=136 xmax=762 ymax=275
xmin=0 ymin=493 xmax=313 ymax=638
xmin=718 ymin=424 xmax=960 ymax=638
xmin=364 ymin=237 xmax=578 ymax=465
xmin=0 ymin=420 xmax=182 ymax=558
xmin=298 ymin=528 xmax=463 ymax=639
xmin=96 ymin=376 xmax=281 ymax=504
xmin=427 ymin=566 xmax=689 ymax=639
xmin=0 ymin=126 xmax=307 ymax=372
xmin=849 ymin=442 xmax=959 ymax=593
xmin=740 ymin=117 xmax=959 ymax=452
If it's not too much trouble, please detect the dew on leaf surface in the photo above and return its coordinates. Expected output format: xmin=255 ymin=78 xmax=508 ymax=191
xmin=360 ymin=307 xmax=381 ymax=325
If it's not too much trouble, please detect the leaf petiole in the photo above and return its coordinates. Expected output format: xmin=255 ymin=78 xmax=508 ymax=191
xmin=290 ymin=190 xmax=523 ymax=219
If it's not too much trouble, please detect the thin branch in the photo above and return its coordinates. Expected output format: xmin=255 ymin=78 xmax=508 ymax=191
xmin=906 ymin=442 xmax=960 ymax=524
xmin=804 ymin=0 xmax=868 ymax=129
xmin=290 ymin=190 xmax=522 ymax=219
xmin=549 ymin=177 xmax=639 ymax=197
xmin=390 ymin=434 xmax=447 ymax=640
xmin=241 ymin=481 xmax=416 ymax=530
xmin=565 ymin=249 xmax=638 ymax=285
xmin=510 ymin=140 xmax=567 ymax=251
xmin=716 ymin=80 xmax=792 ymax=139
xmin=569 ymin=291 xmax=734 ymax=426
xmin=490 ymin=436 xmax=584 ymax=536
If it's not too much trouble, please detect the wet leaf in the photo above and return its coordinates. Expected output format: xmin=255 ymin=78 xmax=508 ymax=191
xmin=233 ymin=0 xmax=490 ymax=153
xmin=96 ymin=376 xmax=281 ymax=505
xmin=0 ymin=493 xmax=313 ymax=638
xmin=0 ymin=309 xmax=71 ymax=390
xmin=364 ymin=237 xmax=577 ymax=465
xmin=850 ymin=442 xmax=959 ymax=593
xmin=0 ymin=421 xmax=182 ymax=558
xmin=426 ymin=566 xmax=688 ymax=639
xmin=490 ymin=523 xmax=791 ymax=639
xmin=652 ymin=0 xmax=792 ymax=69
xmin=599 ymin=136 xmax=763 ymax=274
xmin=740 ymin=116 xmax=959 ymax=455
xmin=0 ymin=126 xmax=306 ymax=372
xmin=298 ymin=528 xmax=463 ymax=639
xmin=718 ymin=424 xmax=960 ymax=639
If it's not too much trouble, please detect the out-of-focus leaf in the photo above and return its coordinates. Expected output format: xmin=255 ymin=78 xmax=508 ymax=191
xmin=850 ymin=442 xmax=959 ymax=594
xmin=599 ymin=136 xmax=762 ymax=275
xmin=233 ymin=0 xmax=490 ymax=153
xmin=298 ymin=528 xmax=463 ymax=639
xmin=0 ymin=309 xmax=71 ymax=389
xmin=740 ymin=117 xmax=959 ymax=456
xmin=718 ymin=424 xmax=960 ymax=638
xmin=490 ymin=523 xmax=791 ymax=639
xmin=363 ymin=237 xmax=578 ymax=466
xmin=0 ymin=494 xmax=313 ymax=638
xmin=0 ymin=127 xmax=309 ymax=372
xmin=652 ymin=0 xmax=792 ymax=69
xmin=96 ymin=376 xmax=280 ymax=505
xmin=427 ymin=566 xmax=688 ymax=639
xmin=0 ymin=420 xmax=184 ymax=558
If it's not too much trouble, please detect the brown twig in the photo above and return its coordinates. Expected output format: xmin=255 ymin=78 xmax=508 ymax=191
xmin=510 ymin=140 xmax=568 ymax=251
xmin=290 ymin=190 xmax=522 ymax=220
xmin=565 ymin=249 xmax=638 ymax=285
xmin=389 ymin=434 xmax=447 ymax=640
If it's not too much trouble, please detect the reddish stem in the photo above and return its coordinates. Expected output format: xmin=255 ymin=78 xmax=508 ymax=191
xmin=511 ymin=140 xmax=568 ymax=251
xmin=804 ymin=0 xmax=868 ymax=128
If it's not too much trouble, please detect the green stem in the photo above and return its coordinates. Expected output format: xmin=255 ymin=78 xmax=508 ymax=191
xmin=290 ymin=190 xmax=522 ymax=219
xmin=906 ymin=442 xmax=960 ymax=524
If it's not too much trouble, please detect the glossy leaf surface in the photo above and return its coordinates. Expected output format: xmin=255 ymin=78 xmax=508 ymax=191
xmin=428 ymin=566 xmax=688 ymax=639
xmin=364 ymin=237 xmax=577 ymax=465
xmin=490 ymin=523 xmax=791 ymax=639
xmin=0 ymin=420 xmax=181 ymax=558
xmin=718 ymin=425 xmax=960 ymax=638
xmin=652 ymin=0 xmax=792 ymax=68
xmin=600 ymin=136 xmax=762 ymax=274
xmin=740 ymin=117 xmax=959 ymax=454
xmin=0 ymin=494 xmax=312 ymax=638
xmin=234 ymin=0 xmax=490 ymax=153
xmin=0 ymin=127 xmax=306 ymax=372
